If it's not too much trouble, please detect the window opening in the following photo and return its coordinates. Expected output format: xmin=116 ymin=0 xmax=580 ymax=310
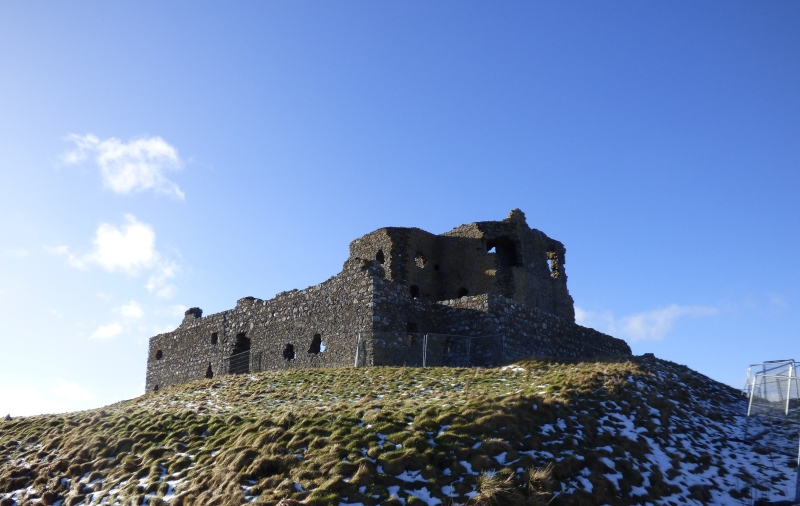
xmin=406 ymin=322 xmax=417 ymax=347
xmin=229 ymin=333 xmax=252 ymax=374
xmin=308 ymin=334 xmax=322 ymax=354
xmin=211 ymin=332 xmax=218 ymax=345
xmin=486 ymin=237 xmax=520 ymax=267
xmin=415 ymin=252 xmax=427 ymax=268
xmin=155 ymin=350 xmax=163 ymax=360
xmin=376 ymin=249 xmax=385 ymax=264
xmin=487 ymin=246 xmax=496 ymax=254
xmin=232 ymin=333 xmax=251 ymax=354
xmin=458 ymin=287 xmax=470 ymax=298
xmin=410 ymin=285 xmax=420 ymax=298
xmin=154 ymin=385 xmax=159 ymax=391
xmin=283 ymin=343 xmax=296 ymax=361
xmin=546 ymin=250 xmax=560 ymax=279
xmin=205 ymin=364 xmax=214 ymax=379
xmin=433 ymin=264 xmax=440 ymax=271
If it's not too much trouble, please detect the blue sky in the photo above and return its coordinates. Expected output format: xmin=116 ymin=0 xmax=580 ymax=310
xmin=1 ymin=2 xmax=798 ymax=416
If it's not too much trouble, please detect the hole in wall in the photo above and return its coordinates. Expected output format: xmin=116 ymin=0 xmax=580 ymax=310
xmin=415 ymin=252 xmax=427 ymax=268
xmin=206 ymin=364 xmax=214 ymax=379
xmin=308 ymin=334 xmax=322 ymax=354
xmin=155 ymin=350 xmax=163 ymax=360
xmin=486 ymin=237 xmax=520 ymax=267
xmin=546 ymin=250 xmax=560 ymax=279
xmin=154 ymin=385 xmax=159 ymax=391
xmin=433 ymin=264 xmax=440 ymax=271
xmin=410 ymin=285 xmax=420 ymax=298
xmin=283 ymin=343 xmax=296 ymax=361
xmin=211 ymin=332 xmax=218 ymax=345
xmin=376 ymin=249 xmax=385 ymax=264
xmin=232 ymin=333 xmax=251 ymax=354
xmin=487 ymin=246 xmax=496 ymax=254
xmin=445 ymin=338 xmax=453 ymax=354
xmin=458 ymin=287 xmax=470 ymax=298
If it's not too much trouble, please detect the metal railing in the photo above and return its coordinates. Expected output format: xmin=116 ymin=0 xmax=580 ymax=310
xmin=223 ymin=350 xmax=262 ymax=375
xmin=355 ymin=331 xmax=500 ymax=368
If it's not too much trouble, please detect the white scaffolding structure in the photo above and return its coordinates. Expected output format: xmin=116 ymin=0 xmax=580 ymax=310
xmin=743 ymin=359 xmax=800 ymax=502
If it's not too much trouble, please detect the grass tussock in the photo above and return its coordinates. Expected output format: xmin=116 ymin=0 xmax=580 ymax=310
xmin=0 ymin=355 xmax=773 ymax=506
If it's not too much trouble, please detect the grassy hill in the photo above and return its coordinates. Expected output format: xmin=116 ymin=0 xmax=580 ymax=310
xmin=1 ymin=356 xmax=797 ymax=505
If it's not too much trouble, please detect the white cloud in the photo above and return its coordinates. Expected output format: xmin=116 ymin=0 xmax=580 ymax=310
xmin=576 ymin=304 xmax=719 ymax=343
xmin=116 ymin=300 xmax=144 ymax=319
xmin=90 ymin=323 xmax=123 ymax=340
xmin=61 ymin=134 xmax=185 ymax=199
xmin=48 ymin=215 xmax=179 ymax=296
xmin=146 ymin=259 xmax=179 ymax=298
xmin=49 ymin=214 xmax=158 ymax=274
xmin=0 ymin=379 xmax=96 ymax=416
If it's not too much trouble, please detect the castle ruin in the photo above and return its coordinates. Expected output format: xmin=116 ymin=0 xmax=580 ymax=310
xmin=146 ymin=210 xmax=630 ymax=391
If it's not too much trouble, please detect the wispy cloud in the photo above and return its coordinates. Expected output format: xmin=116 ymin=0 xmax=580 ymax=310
xmin=145 ymin=259 xmax=179 ymax=299
xmin=116 ymin=300 xmax=144 ymax=319
xmin=576 ymin=304 xmax=719 ymax=343
xmin=61 ymin=134 xmax=185 ymax=199
xmin=90 ymin=301 xmax=148 ymax=341
xmin=48 ymin=215 xmax=179 ymax=297
xmin=90 ymin=323 xmax=123 ymax=340
xmin=5 ymin=247 xmax=29 ymax=258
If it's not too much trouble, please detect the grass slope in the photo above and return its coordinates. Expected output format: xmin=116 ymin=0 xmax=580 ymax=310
xmin=1 ymin=356 xmax=797 ymax=506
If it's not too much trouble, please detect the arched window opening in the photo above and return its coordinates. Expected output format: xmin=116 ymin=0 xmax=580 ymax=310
xmin=415 ymin=252 xmax=427 ymax=268
xmin=155 ymin=350 xmax=163 ymax=360
xmin=410 ymin=285 xmax=420 ymax=298
xmin=308 ymin=334 xmax=322 ymax=354
xmin=283 ymin=343 xmax=296 ymax=361
xmin=205 ymin=364 xmax=214 ymax=379
xmin=458 ymin=287 xmax=470 ymax=298
xmin=211 ymin=332 xmax=218 ymax=345
xmin=229 ymin=333 xmax=252 ymax=374
xmin=376 ymin=249 xmax=385 ymax=264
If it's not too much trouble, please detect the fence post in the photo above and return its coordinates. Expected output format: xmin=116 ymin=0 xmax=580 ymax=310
xmin=354 ymin=332 xmax=361 ymax=367
xmin=423 ymin=334 xmax=428 ymax=367
xmin=788 ymin=363 xmax=795 ymax=416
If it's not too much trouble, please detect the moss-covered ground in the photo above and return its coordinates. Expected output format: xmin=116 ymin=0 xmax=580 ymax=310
xmin=1 ymin=356 xmax=796 ymax=505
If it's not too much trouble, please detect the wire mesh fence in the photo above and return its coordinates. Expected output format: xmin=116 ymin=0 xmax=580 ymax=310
xmin=742 ymin=359 xmax=800 ymax=502
xmin=746 ymin=360 xmax=800 ymax=418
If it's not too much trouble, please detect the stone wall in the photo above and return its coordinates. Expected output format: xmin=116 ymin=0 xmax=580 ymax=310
xmin=146 ymin=258 xmax=378 ymax=391
xmin=145 ymin=210 xmax=632 ymax=392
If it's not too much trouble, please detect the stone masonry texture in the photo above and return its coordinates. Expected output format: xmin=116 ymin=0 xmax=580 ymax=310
xmin=146 ymin=210 xmax=631 ymax=391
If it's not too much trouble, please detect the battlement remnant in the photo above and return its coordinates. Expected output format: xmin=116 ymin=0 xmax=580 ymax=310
xmin=146 ymin=210 xmax=630 ymax=391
